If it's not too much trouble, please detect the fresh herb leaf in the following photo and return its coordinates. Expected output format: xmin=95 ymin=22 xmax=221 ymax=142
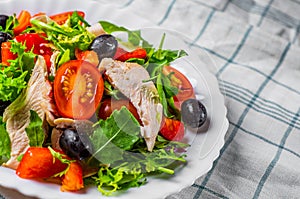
xmin=31 ymin=18 xmax=95 ymax=59
xmin=99 ymin=21 xmax=152 ymax=49
xmin=103 ymin=81 xmax=121 ymax=100
xmin=48 ymin=146 xmax=75 ymax=177
xmin=90 ymin=107 xmax=140 ymax=164
xmin=25 ymin=110 xmax=44 ymax=147
xmin=0 ymin=116 xmax=11 ymax=164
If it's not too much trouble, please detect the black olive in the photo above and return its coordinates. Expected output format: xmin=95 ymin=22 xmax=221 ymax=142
xmin=89 ymin=34 xmax=118 ymax=61
xmin=181 ymin=99 xmax=207 ymax=128
xmin=0 ymin=15 xmax=9 ymax=30
xmin=0 ymin=100 xmax=10 ymax=116
xmin=59 ymin=128 xmax=93 ymax=160
xmin=0 ymin=31 xmax=12 ymax=43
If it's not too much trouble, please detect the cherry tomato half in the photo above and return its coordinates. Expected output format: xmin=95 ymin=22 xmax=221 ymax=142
xmin=1 ymin=42 xmax=17 ymax=66
xmin=163 ymin=65 xmax=195 ymax=109
xmin=54 ymin=60 xmax=104 ymax=119
xmin=98 ymin=97 xmax=142 ymax=124
xmin=15 ymin=33 xmax=53 ymax=69
xmin=50 ymin=11 xmax=85 ymax=25
xmin=160 ymin=117 xmax=185 ymax=141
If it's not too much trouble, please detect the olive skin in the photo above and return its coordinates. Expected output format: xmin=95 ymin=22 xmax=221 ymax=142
xmin=0 ymin=100 xmax=11 ymax=116
xmin=0 ymin=31 xmax=12 ymax=43
xmin=59 ymin=128 xmax=93 ymax=161
xmin=89 ymin=34 xmax=118 ymax=61
xmin=0 ymin=15 xmax=9 ymax=29
xmin=181 ymin=99 xmax=207 ymax=128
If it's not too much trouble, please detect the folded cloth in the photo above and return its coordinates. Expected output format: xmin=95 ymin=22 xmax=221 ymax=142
xmin=115 ymin=0 xmax=300 ymax=198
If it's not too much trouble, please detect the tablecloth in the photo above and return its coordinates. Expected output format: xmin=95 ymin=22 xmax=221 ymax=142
xmin=1 ymin=0 xmax=300 ymax=198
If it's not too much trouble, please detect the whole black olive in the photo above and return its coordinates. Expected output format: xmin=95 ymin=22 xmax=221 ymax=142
xmin=0 ymin=31 xmax=12 ymax=43
xmin=89 ymin=34 xmax=118 ymax=61
xmin=0 ymin=15 xmax=9 ymax=29
xmin=59 ymin=128 xmax=93 ymax=160
xmin=181 ymin=99 xmax=207 ymax=128
xmin=0 ymin=100 xmax=11 ymax=116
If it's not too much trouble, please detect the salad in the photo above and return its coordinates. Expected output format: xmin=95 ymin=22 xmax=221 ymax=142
xmin=0 ymin=10 xmax=207 ymax=196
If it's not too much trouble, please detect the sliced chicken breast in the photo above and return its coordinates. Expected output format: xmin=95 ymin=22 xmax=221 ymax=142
xmin=3 ymin=56 xmax=55 ymax=169
xmin=99 ymin=58 xmax=163 ymax=151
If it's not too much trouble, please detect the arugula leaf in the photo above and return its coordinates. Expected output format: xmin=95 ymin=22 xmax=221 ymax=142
xmin=0 ymin=41 xmax=36 ymax=102
xmin=99 ymin=21 xmax=152 ymax=49
xmin=0 ymin=14 xmax=17 ymax=36
xmin=0 ymin=116 xmax=11 ymax=165
xmin=31 ymin=15 xmax=95 ymax=60
xmin=48 ymin=147 xmax=75 ymax=177
xmin=90 ymin=107 xmax=140 ymax=164
xmin=25 ymin=110 xmax=44 ymax=147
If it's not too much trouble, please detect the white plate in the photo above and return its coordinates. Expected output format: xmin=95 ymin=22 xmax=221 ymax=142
xmin=0 ymin=0 xmax=229 ymax=198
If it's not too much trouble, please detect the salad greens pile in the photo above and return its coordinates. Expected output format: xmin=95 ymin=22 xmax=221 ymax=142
xmin=0 ymin=11 xmax=190 ymax=196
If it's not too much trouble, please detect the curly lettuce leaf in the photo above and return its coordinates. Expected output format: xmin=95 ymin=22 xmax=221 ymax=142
xmin=0 ymin=41 xmax=36 ymax=102
xmin=92 ymin=166 xmax=146 ymax=196
xmin=0 ymin=116 xmax=11 ymax=165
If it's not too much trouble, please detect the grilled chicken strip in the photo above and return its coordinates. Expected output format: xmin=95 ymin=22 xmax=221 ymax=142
xmin=3 ymin=56 xmax=55 ymax=169
xmin=99 ymin=58 xmax=163 ymax=151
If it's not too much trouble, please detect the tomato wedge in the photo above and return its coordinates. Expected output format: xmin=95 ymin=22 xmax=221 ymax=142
xmin=50 ymin=11 xmax=85 ymax=25
xmin=14 ymin=10 xmax=31 ymax=35
xmin=163 ymin=65 xmax=195 ymax=109
xmin=1 ymin=42 xmax=17 ymax=66
xmin=54 ymin=60 xmax=104 ymax=119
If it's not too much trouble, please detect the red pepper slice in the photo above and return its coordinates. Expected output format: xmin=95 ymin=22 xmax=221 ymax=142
xmin=115 ymin=48 xmax=147 ymax=62
xmin=13 ymin=10 xmax=31 ymax=36
xmin=50 ymin=11 xmax=85 ymax=25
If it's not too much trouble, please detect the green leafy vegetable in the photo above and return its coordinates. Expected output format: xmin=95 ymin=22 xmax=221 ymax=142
xmin=99 ymin=21 xmax=152 ymax=49
xmin=25 ymin=110 xmax=45 ymax=147
xmin=48 ymin=146 xmax=75 ymax=177
xmin=31 ymin=12 xmax=94 ymax=60
xmin=0 ymin=41 xmax=36 ymax=102
xmin=93 ymin=165 xmax=146 ymax=196
xmin=0 ymin=116 xmax=11 ymax=165
xmin=0 ymin=14 xmax=17 ymax=36
xmin=90 ymin=107 xmax=140 ymax=164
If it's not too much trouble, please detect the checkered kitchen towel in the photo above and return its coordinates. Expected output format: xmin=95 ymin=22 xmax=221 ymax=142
xmin=104 ymin=0 xmax=300 ymax=198
xmin=1 ymin=0 xmax=300 ymax=199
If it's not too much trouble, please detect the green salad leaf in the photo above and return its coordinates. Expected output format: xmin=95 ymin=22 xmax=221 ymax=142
xmin=93 ymin=165 xmax=146 ymax=196
xmin=25 ymin=110 xmax=44 ymax=147
xmin=0 ymin=41 xmax=36 ymax=102
xmin=31 ymin=11 xmax=94 ymax=60
xmin=0 ymin=116 xmax=11 ymax=165
xmin=90 ymin=107 xmax=140 ymax=164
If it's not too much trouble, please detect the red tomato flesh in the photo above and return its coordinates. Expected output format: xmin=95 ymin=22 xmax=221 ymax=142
xmin=98 ymin=97 xmax=142 ymax=124
xmin=163 ymin=65 xmax=195 ymax=109
xmin=54 ymin=60 xmax=104 ymax=119
xmin=160 ymin=117 xmax=185 ymax=141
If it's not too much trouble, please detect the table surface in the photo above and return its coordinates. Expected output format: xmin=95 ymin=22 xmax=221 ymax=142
xmin=1 ymin=0 xmax=300 ymax=198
